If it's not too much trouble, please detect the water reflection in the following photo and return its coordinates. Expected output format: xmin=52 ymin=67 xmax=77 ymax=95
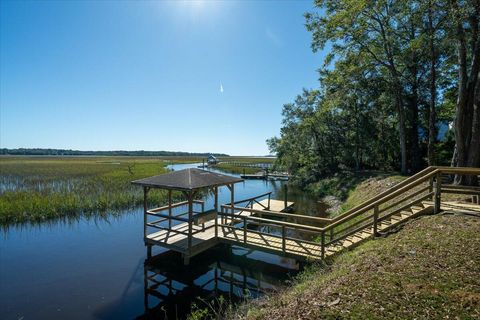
xmin=139 ymin=245 xmax=301 ymax=319
xmin=168 ymin=163 xmax=327 ymax=217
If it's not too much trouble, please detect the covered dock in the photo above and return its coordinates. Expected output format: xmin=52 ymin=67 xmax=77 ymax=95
xmin=132 ymin=168 xmax=242 ymax=264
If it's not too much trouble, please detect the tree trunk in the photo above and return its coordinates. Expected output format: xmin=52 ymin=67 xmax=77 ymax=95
xmin=466 ymin=77 xmax=480 ymax=185
xmin=453 ymin=5 xmax=480 ymax=184
xmin=427 ymin=1 xmax=437 ymax=166
xmin=393 ymin=79 xmax=408 ymax=175
xmin=410 ymin=74 xmax=421 ymax=172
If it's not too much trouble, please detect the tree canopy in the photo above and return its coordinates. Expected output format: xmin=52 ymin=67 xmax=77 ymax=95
xmin=269 ymin=0 xmax=479 ymax=186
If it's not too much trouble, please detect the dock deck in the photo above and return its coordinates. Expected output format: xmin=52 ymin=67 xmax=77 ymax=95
xmin=147 ymin=200 xmax=480 ymax=261
xmin=146 ymin=199 xmax=294 ymax=256
xmin=135 ymin=166 xmax=480 ymax=265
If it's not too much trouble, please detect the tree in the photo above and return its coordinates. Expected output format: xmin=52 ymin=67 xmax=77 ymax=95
xmin=449 ymin=0 xmax=480 ymax=183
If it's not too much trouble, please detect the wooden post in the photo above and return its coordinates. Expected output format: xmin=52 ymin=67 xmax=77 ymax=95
xmin=243 ymin=217 xmax=247 ymax=243
xmin=321 ymin=230 xmax=325 ymax=259
xmin=434 ymin=172 xmax=442 ymax=214
xmin=188 ymin=190 xmax=193 ymax=255
xmin=329 ymin=227 xmax=334 ymax=242
xmin=230 ymin=183 xmax=235 ymax=217
xmin=429 ymin=175 xmax=434 ymax=198
xmin=267 ymin=193 xmax=271 ymax=210
xmin=147 ymin=245 xmax=152 ymax=259
xmin=214 ymin=186 xmax=218 ymax=238
xmin=373 ymin=205 xmax=379 ymax=236
xmin=282 ymin=225 xmax=286 ymax=253
xmin=284 ymin=184 xmax=288 ymax=210
xmin=168 ymin=189 xmax=172 ymax=229
xmin=143 ymin=187 xmax=149 ymax=241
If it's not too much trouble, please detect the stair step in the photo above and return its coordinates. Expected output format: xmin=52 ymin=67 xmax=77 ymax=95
xmin=410 ymin=206 xmax=423 ymax=213
xmin=400 ymin=210 xmax=413 ymax=218
xmin=390 ymin=215 xmax=402 ymax=223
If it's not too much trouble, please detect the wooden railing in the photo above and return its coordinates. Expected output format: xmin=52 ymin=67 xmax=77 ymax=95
xmin=145 ymin=199 xmax=206 ymax=236
xmin=217 ymin=166 xmax=480 ymax=259
xmin=226 ymin=191 xmax=272 ymax=210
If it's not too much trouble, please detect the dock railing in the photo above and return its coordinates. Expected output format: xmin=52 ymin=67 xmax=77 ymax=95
xmin=218 ymin=166 xmax=480 ymax=259
xmin=145 ymin=199 xmax=208 ymax=237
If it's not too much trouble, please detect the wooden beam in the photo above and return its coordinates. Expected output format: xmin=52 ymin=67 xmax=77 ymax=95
xmin=214 ymin=186 xmax=218 ymax=238
xmin=230 ymin=183 xmax=235 ymax=216
xmin=188 ymin=190 xmax=193 ymax=253
xmin=434 ymin=172 xmax=442 ymax=214
xmin=143 ymin=186 xmax=150 ymax=241
xmin=168 ymin=189 xmax=172 ymax=229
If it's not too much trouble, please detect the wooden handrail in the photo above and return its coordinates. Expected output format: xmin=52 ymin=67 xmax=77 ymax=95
xmin=220 ymin=205 xmax=332 ymax=223
xmin=218 ymin=211 xmax=324 ymax=233
xmin=149 ymin=199 xmax=204 ymax=213
xmin=214 ymin=167 xmax=480 ymax=261
xmin=323 ymin=166 xmax=438 ymax=223
xmin=325 ymin=171 xmax=436 ymax=230
xmin=224 ymin=167 xmax=479 ymax=234
xmin=325 ymin=166 xmax=479 ymax=231
xmin=226 ymin=191 xmax=273 ymax=206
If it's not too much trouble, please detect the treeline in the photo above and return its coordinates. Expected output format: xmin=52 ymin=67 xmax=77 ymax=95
xmin=0 ymin=148 xmax=228 ymax=157
xmin=268 ymin=0 xmax=479 ymax=186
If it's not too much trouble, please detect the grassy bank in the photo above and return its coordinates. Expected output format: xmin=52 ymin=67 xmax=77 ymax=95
xmin=233 ymin=213 xmax=480 ymax=319
xmin=304 ymin=171 xmax=402 ymax=202
xmin=0 ymin=156 xmax=199 ymax=225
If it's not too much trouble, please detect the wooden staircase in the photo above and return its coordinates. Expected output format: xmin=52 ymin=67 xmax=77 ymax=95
xmin=218 ymin=166 xmax=480 ymax=261
xmin=324 ymin=201 xmax=434 ymax=257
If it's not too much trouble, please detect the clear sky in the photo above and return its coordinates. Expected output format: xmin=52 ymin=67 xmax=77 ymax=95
xmin=0 ymin=0 xmax=324 ymax=156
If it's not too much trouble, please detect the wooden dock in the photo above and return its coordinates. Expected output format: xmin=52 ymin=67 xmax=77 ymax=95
xmin=146 ymin=199 xmax=480 ymax=261
xmin=240 ymin=172 xmax=290 ymax=180
xmin=145 ymin=199 xmax=294 ymax=257
xmin=135 ymin=166 xmax=480 ymax=265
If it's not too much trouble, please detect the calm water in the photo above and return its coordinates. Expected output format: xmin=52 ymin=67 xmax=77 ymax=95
xmin=0 ymin=163 xmax=322 ymax=319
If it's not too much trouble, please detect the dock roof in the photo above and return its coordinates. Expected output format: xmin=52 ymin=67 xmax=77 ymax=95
xmin=131 ymin=168 xmax=243 ymax=190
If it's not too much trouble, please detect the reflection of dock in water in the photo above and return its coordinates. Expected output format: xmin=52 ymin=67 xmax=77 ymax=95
xmin=139 ymin=246 xmax=300 ymax=319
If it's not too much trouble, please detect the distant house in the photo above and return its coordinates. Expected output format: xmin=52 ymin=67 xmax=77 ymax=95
xmin=207 ymin=155 xmax=218 ymax=165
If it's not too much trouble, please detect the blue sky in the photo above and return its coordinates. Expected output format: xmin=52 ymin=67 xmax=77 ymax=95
xmin=0 ymin=0 xmax=324 ymax=155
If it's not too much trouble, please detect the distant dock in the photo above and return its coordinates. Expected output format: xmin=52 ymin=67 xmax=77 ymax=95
xmin=240 ymin=171 xmax=290 ymax=180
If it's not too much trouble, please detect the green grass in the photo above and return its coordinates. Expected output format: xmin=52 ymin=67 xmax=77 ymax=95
xmin=334 ymin=174 xmax=405 ymax=214
xmin=0 ymin=156 xmax=199 ymax=225
xmin=232 ymin=214 xmax=480 ymax=319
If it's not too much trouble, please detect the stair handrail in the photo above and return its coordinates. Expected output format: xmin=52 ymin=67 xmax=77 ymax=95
xmin=324 ymin=166 xmax=440 ymax=224
xmin=323 ymin=166 xmax=480 ymax=231
xmin=324 ymin=169 xmax=438 ymax=230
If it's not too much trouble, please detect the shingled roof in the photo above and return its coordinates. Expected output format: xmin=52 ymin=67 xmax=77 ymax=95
xmin=131 ymin=168 xmax=243 ymax=190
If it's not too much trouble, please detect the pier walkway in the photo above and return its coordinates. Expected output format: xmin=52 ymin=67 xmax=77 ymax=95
xmin=133 ymin=167 xmax=480 ymax=264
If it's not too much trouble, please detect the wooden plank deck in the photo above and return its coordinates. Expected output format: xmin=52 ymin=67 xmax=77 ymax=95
xmin=146 ymin=199 xmax=293 ymax=255
xmin=147 ymin=199 xmax=480 ymax=262
xmin=252 ymin=199 xmax=294 ymax=212
xmin=225 ymin=199 xmax=294 ymax=219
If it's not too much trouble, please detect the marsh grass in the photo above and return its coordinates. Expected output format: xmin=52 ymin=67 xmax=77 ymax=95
xmin=0 ymin=156 xmax=196 ymax=225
